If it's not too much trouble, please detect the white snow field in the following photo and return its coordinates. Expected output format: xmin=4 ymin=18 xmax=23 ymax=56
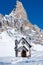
xmin=0 ymin=51 xmax=43 ymax=65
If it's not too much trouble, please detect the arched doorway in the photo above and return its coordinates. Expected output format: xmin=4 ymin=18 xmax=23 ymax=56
xmin=21 ymin=50 xmax=26 ymax=57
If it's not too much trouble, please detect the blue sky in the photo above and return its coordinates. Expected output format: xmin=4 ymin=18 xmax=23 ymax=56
xmin=0 ymin=0 xmax=43 ymax=29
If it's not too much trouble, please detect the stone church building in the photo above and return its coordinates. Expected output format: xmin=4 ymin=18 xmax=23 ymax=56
xmin=15 ymin=37 xmax=31 ymax=57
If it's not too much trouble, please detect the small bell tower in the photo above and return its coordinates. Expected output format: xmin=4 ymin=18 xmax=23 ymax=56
xmin=15 ymin=39 xmax=19 ymax=57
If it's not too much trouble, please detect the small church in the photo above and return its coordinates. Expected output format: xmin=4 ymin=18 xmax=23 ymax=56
xmin=15 ymin=37 xmax=32 ymax=57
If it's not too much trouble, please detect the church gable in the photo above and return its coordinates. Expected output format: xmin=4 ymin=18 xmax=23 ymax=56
xmin=18 ymin=37 xmax=31 ymax=49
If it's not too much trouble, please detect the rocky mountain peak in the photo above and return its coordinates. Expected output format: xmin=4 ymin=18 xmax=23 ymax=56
xmin=11 ymin=0 xmax=28 ymax=20
xmin=12 ymin=0 xmax=33 ymax=28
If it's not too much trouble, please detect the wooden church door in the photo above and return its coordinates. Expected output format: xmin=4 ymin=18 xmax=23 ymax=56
xmin=21 ymin=50 xmax=26 ymax=57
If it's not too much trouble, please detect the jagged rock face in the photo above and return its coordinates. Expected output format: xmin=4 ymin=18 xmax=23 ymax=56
xmin=14 ymin=1 xmax=27 ymax=19
xmin=0 ymin=0 xmax=41 ymax=33
xmin=0 ymin=1 xmax=41 ymax=33
xmin=11 ymin=1 xmax=33 ymax=30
